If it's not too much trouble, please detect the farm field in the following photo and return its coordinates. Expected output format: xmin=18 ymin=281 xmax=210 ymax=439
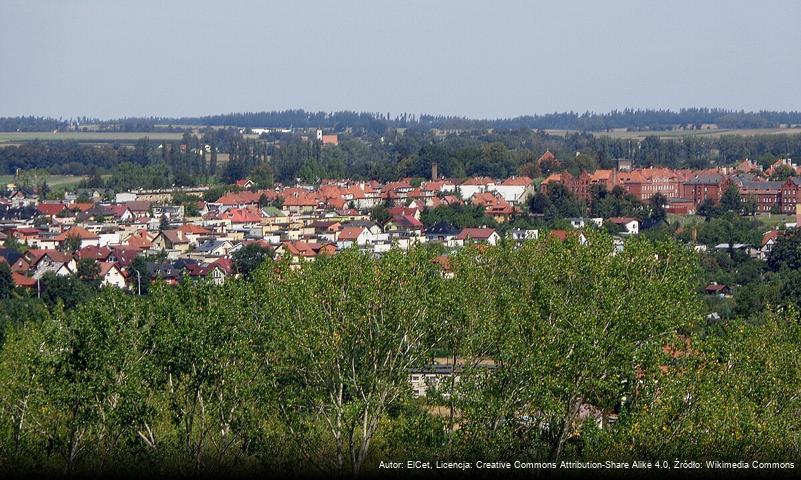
xmin=0 ymin=174 xmax=87 ymax=188
xmin=544 ymin=127 xmax=801 ymax=140
xmin=0 ymin=131 xmax=185 ymax=144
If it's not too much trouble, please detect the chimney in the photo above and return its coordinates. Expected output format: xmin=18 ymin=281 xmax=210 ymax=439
xmin=431 ymin=163 xmax=438 ymax=181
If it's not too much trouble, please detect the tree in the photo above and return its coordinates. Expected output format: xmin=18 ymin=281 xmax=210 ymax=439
xmin=263 ymin=248 xmax=445 ymax=475
xmin=767 ymin=228 xmax=801 ymax=272
xmin=369 ymin=204 xmax=390 ymax=226
xmin=770 ymin=164 xmax=796 ymax=181
xmin=38 ymin=272 xmax=94 ymax=309
xmin=0 ymin=262 xmax=12 ymax=300
xmin=251 ymin=161 xmax=274 ymax=188
xmin=159 ymin=214 xmax=169 ymax=232
xmin=647 ymin=192 xmax=667 ymax=224
xmin=232 ymin=243 xmax=273 ymax=278
xmin=62 ymin=234 xmax=82 ymax=253
xmin=742 ymin=194 xmax=758 ymax=216
xmin=444 ymin=234 xmax=700 ymax=461
xmin=76 ymin=259 xmax=101 ymax=288
xmin=697 ymin=198 xmax=722 ymax=219
xmin=720 ymin=184 xmax=741 ymax=213
xmin=593 ymin=310 xmax=801 ymax=461
xmin=128 ymin=256 xmax=149 ymax=295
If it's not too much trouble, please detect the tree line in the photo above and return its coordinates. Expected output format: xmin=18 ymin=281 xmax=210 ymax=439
xmin=0 ymin=235 xmax=798 ymax=476
xmin=6 ymin=108 xmax=801 ymax=133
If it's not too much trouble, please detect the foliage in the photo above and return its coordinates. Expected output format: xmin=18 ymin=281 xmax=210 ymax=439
xmin=231 ymin=243 xmax=273 ymax=279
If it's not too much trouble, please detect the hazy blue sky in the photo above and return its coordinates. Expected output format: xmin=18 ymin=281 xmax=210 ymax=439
xmin=2 ymin=0 xmax=800 ymax=119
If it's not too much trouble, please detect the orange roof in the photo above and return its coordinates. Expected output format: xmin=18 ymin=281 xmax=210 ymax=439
xmin=37 ymin=202 xmax=66 ymax=216
xmin=461 ymin=177 xmax=495 ymax=186
xmin=456 ymin=228 xmax=496 ymax=241
xmin=501 ymin=176 xmax=532 ymax=186
xmin=177 ymin=224 xmax=212 ymax=235
xmin=125 ymin=230 xmax=153 ymax=249
xmin=70 ymin=202 xmax=95 ymax=212
xmin=98 ymin=262 xmax=121 ymax=278
xmin=12 ymin=272 xmax=36 ymax=288
xmin=762 ymin=230 xmax=781 ymax=247
xmin=338 ymin=226 xmax=365 ymax=241
xmin=538 ymin=151 xmax=556 ymax=163
xmin=217 ymin=191 xmax=263 ymax=205
xmin=55 ymin=226 xmax=99 ymax=241
xmin=540 ymin=173 xmax=562 ymax=185
xmin=217 ymin=206 xmax=262 ymax=223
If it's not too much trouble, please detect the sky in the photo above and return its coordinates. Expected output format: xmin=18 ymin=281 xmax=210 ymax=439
xmin=1 ymin=0 xmax=800 ymax=120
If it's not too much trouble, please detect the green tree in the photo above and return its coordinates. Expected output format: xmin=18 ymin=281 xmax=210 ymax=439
xmin=232 ymin=243 xmax=273 ymax=278
xmin=0 ymin=263 xmax=12 ymax=300
xmin=720 ymin=184 xmax=741 ymax=213
xmin=444 ymin=233 xmax=700 ymax=461
xmin=62 ymin=234 xmax=82 ymax=253
xmin=76 ymin=259 xmax=101 ymax=288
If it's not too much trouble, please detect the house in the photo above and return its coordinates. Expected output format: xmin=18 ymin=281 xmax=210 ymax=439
xmin=426 ymin=221 xmax=460 ymax=246
xmin=28 ymin=250 xmax=76 ymax=279
xmin=337 ymin=226 xmax=372 ymax=249
xmin=193 ymin=239 xmax=233 ymax=258
xmin=507 ymin=229 xmax=539 ymax=243
xmin=682 ymin=174 xmax=730 ymax=205
xmin=454 ymin=227 xmax=499 ymax=246
xmin=276 ymin=241 xmax=337 ymax=266
xmin=184 ymin=258 xmax=233 ymax=285
xmin=704 ymin=283 xmax=731 ymax=296
xmin=458 ymin=177 xmax=496 ymax=200
xmin=550 ymin=230 xmax=589 ymax=245
xmin=384 ymin=214 xmax=424 ymax=235
xmin=607 ymin=217 xmax=639 ymax=235
xmin=54 ymin=225 xmax=100 ymax=249
xmin=151 ymin=229 xmax=191 ymax=252
xmin=36 ymin=202 xmax=67 ymax=218
xmin=761 ymin=230 xmax=781 ymax=259
xmin=321 ymin=134 xmax=339 ymax=146
xmin=12 ymin=272 xmax=37 ymax=289
xmin=432 ymin=255 xmax=455 ymax=279
xmin=492 ymin=176 xmax=535 ymax=204
xmin=98 ymin=262 xmax=127 ymax=288
xmin=76 ymin=245 xmax=114 ymax=262
xmin=235 ymin=179 xmax=255 ymax=189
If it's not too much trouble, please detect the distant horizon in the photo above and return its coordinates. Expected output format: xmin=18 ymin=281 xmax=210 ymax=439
xmin=5 ymin=107 xmax=801 ymax=123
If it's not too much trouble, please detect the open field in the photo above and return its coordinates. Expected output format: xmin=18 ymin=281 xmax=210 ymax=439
xmin=668 ymin=213 xmax=795 ymax=229
xmin=0 ymin=131 xmax=185 ymax=144
xmin=0 ymin=174 xmax=87 ymax=188
xmin=544 ymin=127 xmax=801 ymax=140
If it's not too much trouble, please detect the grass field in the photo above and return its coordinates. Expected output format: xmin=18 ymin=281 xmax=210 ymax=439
xmin=544 ymin=127 xmax=801 ymax=140
xmin=0 ymin=131 xmax=185 ymax=144
xmin=0 ymin=174 xmax=87 ymax=189
xmin=668 ymin=213 xmax=795 ymax=229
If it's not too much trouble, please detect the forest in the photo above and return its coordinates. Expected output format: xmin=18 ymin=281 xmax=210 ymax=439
xmin=4 ymin=108 xmax=801 ymax=132
xmin=0 ymin=235 xmax=798 ymax=476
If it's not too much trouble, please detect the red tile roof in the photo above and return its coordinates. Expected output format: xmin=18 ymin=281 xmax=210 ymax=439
xmin=456 ymin=228 xmax=497 ymax=241
xmin=55 ymin=226 xmax=99 ymax=241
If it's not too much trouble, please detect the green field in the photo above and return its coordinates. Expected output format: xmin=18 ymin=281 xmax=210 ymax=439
xmin=0 ymin=131 xmax=185 ymax=144
xmin=544 ymin=127 xmax=801 ymax=140
xmin=668 ymin=213 xmax=795 ymax=229
xmin=0 ymin=174 xmax=87 ymax=188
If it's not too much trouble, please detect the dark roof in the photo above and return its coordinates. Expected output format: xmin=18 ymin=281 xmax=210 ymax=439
xmin=426 ymin=221 xmax=459 ymax=236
